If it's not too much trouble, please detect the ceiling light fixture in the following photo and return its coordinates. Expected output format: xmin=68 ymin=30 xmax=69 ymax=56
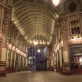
xmin=37 ymin=49 xmax=40 ymax=53
xmin=52 ymin=0 xmax=60 ymax=6
xmin=34 ymin=41 xmax=37 ymax=45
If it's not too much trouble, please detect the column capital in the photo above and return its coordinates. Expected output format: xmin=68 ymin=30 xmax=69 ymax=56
xmin=5 ymin=12 xmax=11 ymax=19
xmin=4 ymin=19 xmax=11 ymax=25
xmin=61 ymin=27 xmax=67 ymax=32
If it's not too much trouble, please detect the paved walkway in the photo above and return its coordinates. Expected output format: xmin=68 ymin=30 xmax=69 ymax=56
xmin=0 ymin=71 xmax=82 ymax=82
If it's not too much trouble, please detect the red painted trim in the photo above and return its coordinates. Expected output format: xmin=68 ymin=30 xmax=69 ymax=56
xmin=0 ymin=63 xmax=6 ymax=76
xmin=23 ymin=67 xmax=24 ymax=71
xmin=0 ymin=43 xmax=2 ymax=60
xmin=6 ymin=67 xmax=10 ymax=73
xmin=67 ymin=46 xmax=70 ymax=63
xmin=9 ymin=67 xmax=12 ymax=73
xmin=19 ymin=68 xmax=20 ymax=72
xmin=74 ymin=56 xmax=82 ymax=74
xmin=13 ymin=67 xmax=15 ymax=72
xmin=26 ymin=67 xmax=28 ymax=71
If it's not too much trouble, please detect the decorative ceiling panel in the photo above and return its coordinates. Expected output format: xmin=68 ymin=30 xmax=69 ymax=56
xmin=12 ymin=0 xmax=60 ymax=45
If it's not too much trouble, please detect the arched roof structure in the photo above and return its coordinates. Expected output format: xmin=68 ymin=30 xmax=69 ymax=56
xmin=12 ymin=0 xmax=60 ymax=45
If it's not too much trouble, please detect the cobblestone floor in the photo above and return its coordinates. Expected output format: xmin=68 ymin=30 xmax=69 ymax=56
xmin=0 ymin=71 xmax=82 ymax=82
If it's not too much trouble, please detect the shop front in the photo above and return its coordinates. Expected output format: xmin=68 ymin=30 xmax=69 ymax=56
xmin=15 ymin=54 xmax=19 ymax=72
xmin=74 ymin=56 xmax=82 ymax=74
xmin=7 ymin=50 xmax=11 ymax=73
xmin=69 ymin=44 xmax=82 ymax=74
xmin=12 ymin=52 xmax=14 ymax=72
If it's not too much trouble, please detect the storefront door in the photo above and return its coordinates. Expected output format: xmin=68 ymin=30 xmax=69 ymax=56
xmin=74 ymin=56 xmax=82 ymax=74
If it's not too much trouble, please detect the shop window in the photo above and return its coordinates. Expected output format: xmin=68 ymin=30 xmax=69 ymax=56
xmin=74 ymin=57 xmax=79 ymax=69
xmin=70 ymin=20 xmax=80 ymax=35
xmin=79 ymin=57 xmax=82 ymax=69
xmin=21 ymin=57 xmax=22 ymax=62
xmin=16 ymin=55 xmax=18 ymax=61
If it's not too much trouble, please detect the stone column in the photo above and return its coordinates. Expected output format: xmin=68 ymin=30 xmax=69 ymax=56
xmin=0 ymin=19 xmax=10 ymax=76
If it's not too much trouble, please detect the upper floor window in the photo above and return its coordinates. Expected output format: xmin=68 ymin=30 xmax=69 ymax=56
xmin=70 ymin=19 xmax=80 ymax=35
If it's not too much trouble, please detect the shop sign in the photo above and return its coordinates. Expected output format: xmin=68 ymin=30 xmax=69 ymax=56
xmin=66 ymin=67 xmax=70 ymax=70
xmin=63 ymin=67 xmax=65 ymax=70
xmin=0 ymin=66 xmax=5 ymax=71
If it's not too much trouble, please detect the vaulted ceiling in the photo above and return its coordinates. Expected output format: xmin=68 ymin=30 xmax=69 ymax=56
xmin=12 ymin=0 xmax=60 ymax=45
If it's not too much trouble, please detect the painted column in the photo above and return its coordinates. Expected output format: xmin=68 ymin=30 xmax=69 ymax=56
xmin=8 ymin=26 xmax=12 ymax=73
xmin=18 ymin=55 xmax=20 ymax=72
xmin=0 ymin=19 xmax=10 ymax=76
xmin=10 ymin=51 xmax=13 ymax=73
xmin=54 ymin=55 xmax=56 ymax=72
xmin=63 ymin=30 xmax=68 ymax=63
xmin=35 ymin=47 xmax=36 ymax=70
xmin=57 ymin=53 xmax=59 ymax=72
xmin=26 ymin=46 xmax=28 ymax=71
xmin=62 ymin=28 xmax=71 ymax=75
xmin=47 ymin=49 xmax=49 ymax=70
xmin=6 ymin=49 xmax=10 ymax=73
xmin=59 ymin=49 xmax=62 ymax=74
xmin=22 ymin=56 xmax=24 ymax=71
xmin=47 ymin=59 xmax=49 ymax=71
xmin=26 ymin=56 xmax=28 ymax=71
xmin=10 ymin=29 xmax=14 ymax=73
xmin=13 ymin=34 xmax=18 ymax=72
xmin=12 ymin=30 xmax=16 ymax=72
xmin=14 ymin=52 xmax=16 ymax=72
xmin=18 ymin=37 xmax=21 ymax=72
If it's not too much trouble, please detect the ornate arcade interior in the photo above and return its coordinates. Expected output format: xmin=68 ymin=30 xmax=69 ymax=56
xmin=0 ymin=0 xmax=82 ymax=76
